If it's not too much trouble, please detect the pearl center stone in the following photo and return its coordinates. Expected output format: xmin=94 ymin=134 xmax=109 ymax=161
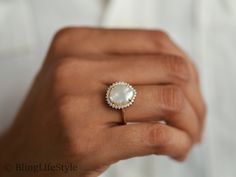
xmin=109 ymin=85 xmax=134 ymax=106
xmin=106 ymin=82 xmax=137 ymax=109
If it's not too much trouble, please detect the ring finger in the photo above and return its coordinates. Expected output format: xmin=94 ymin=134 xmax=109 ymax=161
xmin=104 ymin=84 xmax=200 ymax=143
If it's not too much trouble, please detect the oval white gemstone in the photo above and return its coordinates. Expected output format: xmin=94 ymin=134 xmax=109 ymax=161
xmin=109 ymin=84 xmax=134 ymax=106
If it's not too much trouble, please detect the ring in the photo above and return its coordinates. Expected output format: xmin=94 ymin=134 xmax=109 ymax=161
xmin=106 ymin=81 xmax=137 ymax=123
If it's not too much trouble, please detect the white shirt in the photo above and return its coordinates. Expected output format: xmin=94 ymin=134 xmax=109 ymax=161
xmin=0 ymin=0 xmax=236 ymax=177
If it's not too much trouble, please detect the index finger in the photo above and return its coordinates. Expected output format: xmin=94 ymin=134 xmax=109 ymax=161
xmin=48 ymin=27 xmax=185 ymax=58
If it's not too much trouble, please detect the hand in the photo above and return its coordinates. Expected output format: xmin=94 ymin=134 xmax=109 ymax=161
xmin=0 ymin=28 xmax=206 ymax=177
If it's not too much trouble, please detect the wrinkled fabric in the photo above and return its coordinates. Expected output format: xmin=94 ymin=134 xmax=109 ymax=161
xmin=0 ymin=0 xmax=236 ymax=177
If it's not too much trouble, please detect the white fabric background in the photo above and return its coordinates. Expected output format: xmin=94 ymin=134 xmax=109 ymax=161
xmin=0 ymin=0 xmax=236 ymax=176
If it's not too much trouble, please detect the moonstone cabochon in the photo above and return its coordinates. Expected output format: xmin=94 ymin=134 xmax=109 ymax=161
xmin=106 ymin=81 xmax=137 ymax=109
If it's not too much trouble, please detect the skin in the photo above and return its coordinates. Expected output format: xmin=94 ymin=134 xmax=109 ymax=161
xmin=0 ymin=28 xmax=206 ymax=177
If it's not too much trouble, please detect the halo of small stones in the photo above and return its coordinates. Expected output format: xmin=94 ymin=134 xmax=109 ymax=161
xmin=106 ymin=81 xmax=137 ymax=110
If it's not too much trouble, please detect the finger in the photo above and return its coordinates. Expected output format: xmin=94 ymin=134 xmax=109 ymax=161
xmin=54 ymin=55 xmax=190 ymax=88
xmin=48 ymin=27 xmax=184 ymax=58
xmin=182 ymin=77 xmax=206 ymax=139
xmin=191 ymin=61 xmax=207 ymax=118
xmin=121 ymin=85 xmax=200 ymax=142
xmin=188 ymin=62 xmax=207 ymax=138
xmin=98 ymin=123 xmax=192 ymax=164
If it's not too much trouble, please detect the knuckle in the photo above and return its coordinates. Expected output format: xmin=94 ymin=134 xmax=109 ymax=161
xmin=56 ymin=94 xmax=91 ymax=120
xmin=159 ymin=86 xmax=185 ymax=114
xmin=156 ymin=30 xmax=170 ymax=40
xmin=148 ymin=124 xmax=170 ymax=149
xmin=164 ymin=55 xmax=190 ymax=82
xmin=56 ymin=95 xmax=76 ymax=119
xmin=151 ymin=30 xmax=169 ymax=41
xmin=52 ymin=57 xmax=86 ymax=94
xmin=148 ymin=124 xmax=192 ymax=157
xmin=200 ymin=100 xmax=207 ymax=119
xmin=52 ymin=27 xmax=75 ymax=51
xmin=53 ymin=57 xmax=78 ymax=84
xmin=148 ymin=30 xmax=170 ymax=49
xmin=52 ymin=27 xmax=91 ymax=52
xmin=55 ymin=27 xmax=75 ymax=38
xmin=175 ymin=133 xmax=192 ymax=157
xmin=202 ymin=103 xmax=207 ymax=118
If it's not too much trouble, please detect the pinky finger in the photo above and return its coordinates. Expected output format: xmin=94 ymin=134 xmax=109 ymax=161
xmin=100 ymin=123 xmax=193 ymax=164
